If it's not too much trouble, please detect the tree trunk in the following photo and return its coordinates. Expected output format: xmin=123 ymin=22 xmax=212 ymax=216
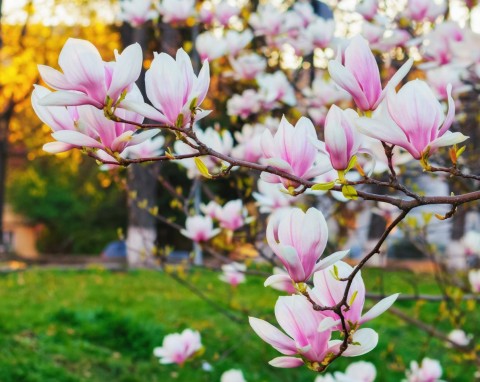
xmin=121 ymin=24 xmax=160 ymax=267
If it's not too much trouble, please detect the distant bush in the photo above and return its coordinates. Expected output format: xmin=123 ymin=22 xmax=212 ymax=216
xmin=8 ymin=156 xmax=127 ymax=254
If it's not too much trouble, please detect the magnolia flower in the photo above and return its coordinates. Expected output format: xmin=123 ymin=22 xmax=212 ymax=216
xmin=124 ymin=48 xmax=210 ymax=128
xmin=257 ymin=71 xmax=297 ymax=108
xmin=292 ymin=2 xmax=316 ymax=27
xmin=311 ymin=261 xmax=399 ymax=331
xmin=468 ymin=269 xmax=480 ymax=293
xmin=180 ymin=216 xmax=221 ymax=243
xmin=174 ymin=127 xmax=233 ymax=178
xmin=201 ymin=201 xmax=221 ymax=220
xmin=403 ymin=0 xmax=446 ymax=23
xmin=198 ymin=3 xmax=214 ymax=24
xmin=357 ymin=80 xmax=468 ymax=160
xmin=425 ymin=65 xmax=471 ymax=100
xmin=123 ymin=136 xmax=164 ymax=159
xmin=249 ymin=295 xmax=378 ymax=369
xmin=404 ymin=358 xmax=444 ymax=382
xmin=314 ymin=374 xmax=337 ymax=382
xmin=447 ymin=329 xmax=471 ymax=347
xmin=219 ymin=262 xmax=246 ymax=287
xmin=232 ymin=123 xmax=266 ymax=163
xmin=303 ymin=74 xmax=351 ymax=107
xmin=264 ymin=267 xmax=296 ymax=294
xmin=158 ymin=0 xmax=195 ymax=23
xmin=38 ymin=38 xmax=142 ymax=109
xmin=253 ymin=180 xmax=298 ymax=214
xmin=324 ymin=106 xmax=363 ymax=171
xmin=249 ymin=4 xmax=284 ymax=38
xmin=260 ymin=116 xmax=329 ymax=190
xmin=334 ymin=361 xmax=377 ymax=382
xmin=33 ymin=85 xmax=158 ymax=159
xmin=265 ymin=207 xmax=348 ymax=283
xmin=227 ymin=90 xmax=262 ymax=119
xmin=215 ymin=1 xmax=241 ymax=26
xmin=462 ymin=231 xmax=480 ymax=256
xmin=153 ymin=329 xmax=202 ymax=365
xmin=119 ymin=0 xmax=158 ymax=27
xmin=285 ymin=30 xmax=315 ymax=56
xmin=196 ymin=31 xmax=228 ymax=61
xmin=229 ymin=53 xmax=267 ymax=80
xmin=328 ymin=35 xmax=413 ymax=112
xmin=220 ymin=369 xmax=247 ymax=382
xmin=225 ymin=30 xmax=254 ymax=56
xmin=216 ymin=200 xmax=253 ymax=231
xmin=356 ymin=0 xmax=378 ymax=20
xmin=307 ymin=18 xmax=335 ymax=49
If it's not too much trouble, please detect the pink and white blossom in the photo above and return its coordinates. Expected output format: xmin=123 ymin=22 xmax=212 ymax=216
xmin=447 ymin=329 xmax=471 ymax=347
xmin=227 ymin=90 xmax=262 ymax=119
xmin=215 ymin=1 xmax=241 ymax=26
xmin=311 ymin=261 xmax=399 ymax=330
xmin=307 ymin=18 xmax=335 ymax=49
xmin=249 ymin=295 xmax=378 ymax=369
xmin=404 ymin=358 xmax=444 ymax=382
xmin=124 ymin=48 xmax=210 ymax=128
xmin=425 ymin=65 xmax=471 ymax=100
xmin=334 ymin=361 xmax=377 ymax=382
xmin=260 ymin=116 xmax=329 ymax=190
xmin=249 ymin=4 xmax=284 ymax=38
xmin=257 ymin=71 xmax=297 ymax=108
xmin=119 ymin=0 xmax=158 ymax=27
xmin=38 ymin=38 xmax=142 ymax=109
xmin=33 ymin=85 xmax=158 ymax=159
xmin=356 ymin=0 xmax=379 ymax=21
xmin=324 ymin=106 xmax=363 ymax=171
xmin=158 ymin=0 xmax=195 ymax=23
xmin=201 ymin=201 xmax=221 ymax=220
xmin=122 ymin=136 xmax=164 ymax=159
xmin=328 ymin=35 xmax=413 ymax=112
xmin=219 ymin=262 xmax=246 ymax=287
xmin=153 ymin=329 xmax=202 ymax=365
xmin=253 ymin=180 xmax=298 ymax=215
xmin=468 ymin=269 xmax=480 ymax=293
xmin=357 ymin=80 xmax=468 ymax=160
xmin=174 ymin=127 xmax=233 ymax=178
xmin=229 ymin=53 xmax=267 ymax=81
xmin=180 ymin=216 xmax=221 ymax=243
xmin=265 ymin=207 xmax=346 ymax=283
xmin=220 ymin=369 xmax=247 ymax=382
xmin=216 ymin=200 xmax=253 ymax=231
xmin=264 ymin=267 xmax=296 ymax=294
xmin=403 ymin=0 xmax=446 ymax=23
xmin=196 ymin=31 xmax=228 ymax=61
xmin=232 ymin=123 xmax=267 ymax=163
xmin=225 ymin=30 xmax=254 ymax=57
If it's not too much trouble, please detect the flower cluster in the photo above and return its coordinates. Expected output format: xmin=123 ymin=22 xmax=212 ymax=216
xmin=250 ymin=207 xmax=399 ymax=370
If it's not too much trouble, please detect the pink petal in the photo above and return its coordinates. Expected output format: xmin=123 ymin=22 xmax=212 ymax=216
xmin=248 ymin=317 xmax=297 ymax=355
xmin=52 ymin=130 xmax=103 ymax=149
xmin=359 ymin=293 xmax=399 ymax=324
xmin=109 ymin=43 xmax=143 ymax=102
xmin=268 ymin=356 xmax=304 ymax=368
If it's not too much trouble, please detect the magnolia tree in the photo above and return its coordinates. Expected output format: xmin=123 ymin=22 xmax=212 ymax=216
xmin=31 ymin=0 xmax=480 ymax=380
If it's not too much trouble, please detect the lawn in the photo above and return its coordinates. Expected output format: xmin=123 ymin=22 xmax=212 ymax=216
xmin=0 ymin=266 xmax=475 ymax=381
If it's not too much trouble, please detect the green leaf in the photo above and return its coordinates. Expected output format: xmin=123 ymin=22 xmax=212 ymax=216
xmin=345 ymin=155 xmax=357 ymax=173
xmin=341 ymin=185 xmax=358 ymax=200
xmin=311 ymin=181 xmax=335 ymax=191
xmin=194 ymin=157 xmax=212 ymax=179
xmin=349 ymin=290 xmax=358 ymax=307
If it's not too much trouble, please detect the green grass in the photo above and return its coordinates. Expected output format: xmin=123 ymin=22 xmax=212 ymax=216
xmin=0 ymin=267 xmax=475 ymax=381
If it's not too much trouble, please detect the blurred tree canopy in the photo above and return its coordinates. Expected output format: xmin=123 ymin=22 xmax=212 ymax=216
xmin=1 ymin=1 xmax=127 ymax=254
